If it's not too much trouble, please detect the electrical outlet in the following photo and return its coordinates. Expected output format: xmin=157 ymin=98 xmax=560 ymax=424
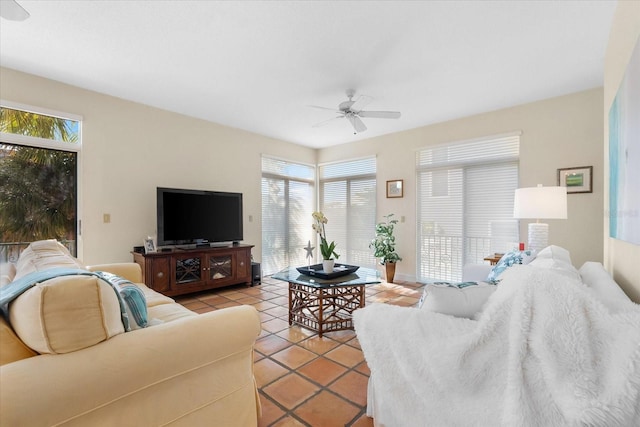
xmin=103 ymin=213 xmax=111 ymax=223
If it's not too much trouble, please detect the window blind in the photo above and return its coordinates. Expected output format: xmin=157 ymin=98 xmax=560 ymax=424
xmin=319 ymin=157 xmax=376 ymax=268
xmin=416 ymin=133 xmax=520 ymax=282
xmin=261 ymin=156 xmax=315 ymax=275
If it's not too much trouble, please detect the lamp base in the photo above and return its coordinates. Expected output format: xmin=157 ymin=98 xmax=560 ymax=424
xmin=528 ymin=222 xmax=549 ymax=253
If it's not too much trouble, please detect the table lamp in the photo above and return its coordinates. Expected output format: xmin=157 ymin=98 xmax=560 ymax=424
xmin=513 ymin=184 xmax=567 ymax=252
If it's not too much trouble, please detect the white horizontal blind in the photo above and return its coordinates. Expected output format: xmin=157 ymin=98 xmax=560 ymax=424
xmin=319 ymin=157 xmax=376 ymax=268
xmin=416 ymin=134 xmax=520 ymax=282
xmin=261 ymin=156 xmax=315 ymax=275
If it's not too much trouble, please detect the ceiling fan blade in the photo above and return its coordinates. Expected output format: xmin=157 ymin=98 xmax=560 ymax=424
xmin=350 ymin=95 xmax=373 ymax=112
xmin=308 ymin=105 xmax=341 ymax=113
xmin=347 ymin=115 xmax=367 ymax=133
xmin=358 ymin=111 xmax=401 ymax=119
xmin=312 ymin=116 xmax=344 ymax=128
xmin=0 ymin=0 xmax=30 ymax=21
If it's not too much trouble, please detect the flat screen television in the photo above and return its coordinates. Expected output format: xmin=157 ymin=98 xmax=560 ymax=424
xmin=157 ymin=187 xmax=243 ymax=246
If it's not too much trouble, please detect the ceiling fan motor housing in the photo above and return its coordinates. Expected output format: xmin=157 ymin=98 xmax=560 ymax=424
xmin=339 ymin=100 xmax=355 ymax=111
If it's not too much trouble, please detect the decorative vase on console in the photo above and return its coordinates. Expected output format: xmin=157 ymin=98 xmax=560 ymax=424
xmin=312 ymin=211 xmax=339 ymax=273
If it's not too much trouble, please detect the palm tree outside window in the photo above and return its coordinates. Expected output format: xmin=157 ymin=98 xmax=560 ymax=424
xmin=0 ymin=105 xmax=81 ymax=262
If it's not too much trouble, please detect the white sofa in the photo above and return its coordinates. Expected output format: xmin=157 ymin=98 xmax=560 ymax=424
xmin=355 ymin=246 xmax=640 ymax=427
xmin=1 ymin=240 xmax=262 ymax=426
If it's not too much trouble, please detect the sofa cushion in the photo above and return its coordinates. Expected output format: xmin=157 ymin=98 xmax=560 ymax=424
xmin=14 ymin=240 xmax=83 ymax=280
xmin=418 ymin=282 xmax=497 ymax=319
xmin=0 ymin=316 xmax=37 ymax=365
xmin=486 ymin=250 xmax=536 ymax=282
xmin=9 ymin=275 xmax=125 ymax=354
xmin=147 ymin=303 xmax=197 ymax=323
xmin=135 ymin=282 xmax=176 ymax=307
xmin=579 ymin=262 xmax=633 ymax=313
xmin=87 ymin=263 xmax=143 ymax=283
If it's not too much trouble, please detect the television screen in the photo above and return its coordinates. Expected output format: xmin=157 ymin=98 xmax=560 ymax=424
xmin=157 ymin=187 xmax=243 ymax=246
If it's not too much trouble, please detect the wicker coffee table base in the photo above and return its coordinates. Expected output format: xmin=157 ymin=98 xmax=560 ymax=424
xmin=288 ymin=282 xmax=366 ymax=337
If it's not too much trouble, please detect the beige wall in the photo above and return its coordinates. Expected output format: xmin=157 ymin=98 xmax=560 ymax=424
xmin=319 ymin=89 xmax=604 ymax=282
xmin=1 ymin=68 xmax=604 ymax=280
xmin=603 ymin=1 xmax=640 ymax=303
xmin=0 ymin=67 xmax=316 ymax=265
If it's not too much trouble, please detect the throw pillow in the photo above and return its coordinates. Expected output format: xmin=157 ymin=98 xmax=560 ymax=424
xmin=418 ymin=281 xmax=497 ymax=319
xmin=535 ymin=245 xmax=572 ymax=264
xmin=93 ymin=271 xmax=148 ymax=331
xmin=528 ymin=245 xmax=580 ymax=281
xmin=486 ymin=250 xmax=536 ymax=282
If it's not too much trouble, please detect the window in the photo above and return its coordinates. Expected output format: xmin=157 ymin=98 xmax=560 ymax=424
xmin=319 ymin=157 xmax=376 ymax=268
xmin=261 ymin=156 xmax=315 ymax=275
xmin=416 ymin=133 xmax=520 ymax=282
xmin=0 ymin=103 xmax=82 ymax=262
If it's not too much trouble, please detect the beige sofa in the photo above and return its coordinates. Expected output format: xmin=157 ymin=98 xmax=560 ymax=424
xmin=0 ymin=240 xmax=262 ymax=426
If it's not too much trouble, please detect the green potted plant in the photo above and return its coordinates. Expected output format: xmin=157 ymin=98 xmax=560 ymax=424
xmin=370 ymin=213 xmax=402 ymax=283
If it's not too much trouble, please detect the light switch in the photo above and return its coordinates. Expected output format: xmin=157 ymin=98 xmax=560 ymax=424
xmin=401 ymin=216 xmax=405 ymax=223
xmin=249 ymin=215 xmax=253 ymax=222
xmin=103 ymin=213 xmax=111 ymax=223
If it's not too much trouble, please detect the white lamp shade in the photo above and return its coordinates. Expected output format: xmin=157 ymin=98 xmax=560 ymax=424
xmin=513 ymin=186 xmax=567 ymax=219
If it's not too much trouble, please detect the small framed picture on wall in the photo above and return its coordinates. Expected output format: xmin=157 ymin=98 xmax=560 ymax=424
xmin=386 ymin=179 xmax=404 ymax=198
xmin=557 ymin=166 xmax=593 ymax=194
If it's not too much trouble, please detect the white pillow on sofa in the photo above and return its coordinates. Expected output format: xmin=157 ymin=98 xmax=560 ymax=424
xmin=534 ymin=245 xmax=572 ymax=264
xmin=528 ymin=245 xmax=580 ymax=281
xmin=418 ymin=282 xmax=497 ymax=319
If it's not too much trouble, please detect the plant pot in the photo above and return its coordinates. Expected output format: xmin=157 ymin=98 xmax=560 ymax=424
xmin=385 ymin=262 xmax=396 ymax=283
xmin=322 ymin=259 xmax=335 ymax=273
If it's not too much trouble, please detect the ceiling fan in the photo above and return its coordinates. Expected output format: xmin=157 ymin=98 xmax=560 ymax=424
xmin=310 ymin=90 xmax=401 ymax=134
xmin=0 ymin=0 xmax=30 ymax=21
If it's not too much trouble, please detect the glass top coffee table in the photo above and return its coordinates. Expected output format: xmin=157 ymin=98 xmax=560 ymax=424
xmin=272 ymin=266 xmax=381 ymax=337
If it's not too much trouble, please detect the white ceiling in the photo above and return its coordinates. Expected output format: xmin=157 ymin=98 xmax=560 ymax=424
xmin=0 ymin=1 xmax=616 ymax=149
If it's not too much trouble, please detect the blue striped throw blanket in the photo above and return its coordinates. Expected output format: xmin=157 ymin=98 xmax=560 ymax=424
xmin=0 ymin=268 xmax=147 ymax=331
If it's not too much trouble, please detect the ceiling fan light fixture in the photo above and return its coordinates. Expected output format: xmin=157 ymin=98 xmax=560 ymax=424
xmin=0 ymin=0 xmax=30 ymax=21
xmin=310 ymin=90 xmax=401 ymax=135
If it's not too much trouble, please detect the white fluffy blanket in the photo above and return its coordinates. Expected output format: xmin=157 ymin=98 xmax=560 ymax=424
xmin=353 ymin=266 xmax=640 ymax=427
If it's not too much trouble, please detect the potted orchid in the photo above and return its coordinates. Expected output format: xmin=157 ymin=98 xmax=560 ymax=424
xmin=312 ymin=211 xmax=339 ymax=273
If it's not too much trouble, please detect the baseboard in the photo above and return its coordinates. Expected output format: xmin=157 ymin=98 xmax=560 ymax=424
xmin=392 ymin=272 xmax=416 ymax=283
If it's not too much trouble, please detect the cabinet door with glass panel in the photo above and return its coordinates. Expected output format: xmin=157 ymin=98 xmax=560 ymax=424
xmin=173 ymin=253 xmax=205 ymax=289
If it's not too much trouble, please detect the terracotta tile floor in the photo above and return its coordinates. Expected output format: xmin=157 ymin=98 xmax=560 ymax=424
xmin=175 ymin=276 xmax=424 ymax=427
